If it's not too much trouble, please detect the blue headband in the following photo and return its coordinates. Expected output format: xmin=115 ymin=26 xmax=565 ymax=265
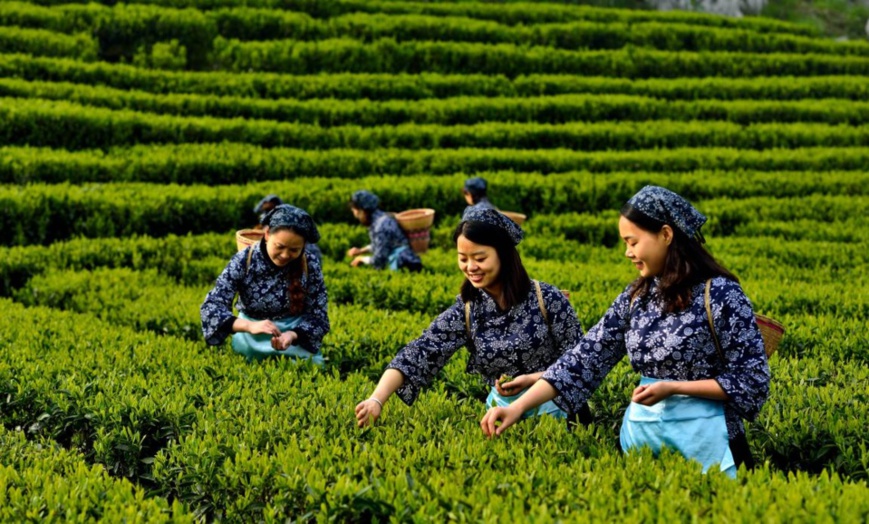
xmin=262 ymin=204 xmax=320 ymax=243
xmin=461 ymin=207 xmax=523 ymax=245
xmin=626 ymin=185 xmax=707 ymax=240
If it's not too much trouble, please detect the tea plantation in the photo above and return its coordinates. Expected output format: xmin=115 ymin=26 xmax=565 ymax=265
xmin=0 ymin=1 xmax=867 ymax=521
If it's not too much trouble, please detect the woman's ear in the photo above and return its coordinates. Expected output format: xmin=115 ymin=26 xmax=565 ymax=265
xmin=263 ymin=226 xmax=271 ymax=241
xmin=660 ymin=224 xmax=674 ymax=246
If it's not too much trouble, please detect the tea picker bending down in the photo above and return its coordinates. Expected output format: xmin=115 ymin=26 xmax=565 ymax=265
xmin=201 ymin=204 xmax=329 ymax=363
xmin=347 ymin=190 xmax=422 ymax=272
xmin=463 ymin=177 xmax=496 ymax=211
xmin=356 ymin=207 xmax=590 ymax=428
xmin=481 ymin=186 xmax=770 ymax=477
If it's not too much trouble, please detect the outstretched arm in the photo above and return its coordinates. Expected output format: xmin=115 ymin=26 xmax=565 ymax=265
xmin=355 ymin=369 xmax=405 ymax=428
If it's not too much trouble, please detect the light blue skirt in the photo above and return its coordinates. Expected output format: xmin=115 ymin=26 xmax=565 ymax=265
xmin=486 ymin=386 xmax=567 ymax=420
xmin=620 ymin=376 xmax=736 ymax=477
xmin=232 ymin=312 xmax=325 ymax=365
xmin=387 ymin=245 xmax=408 ymax=271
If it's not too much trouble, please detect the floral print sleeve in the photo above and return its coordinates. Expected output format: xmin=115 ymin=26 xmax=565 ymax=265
xmin=542 ymin=289 xmax=631 ymax=415
xmin=200 ymin=249 xmax=247 ymax=346
xmin=292 ymin=254 xmax=330 ymax=353
xmin=539 ymin=283 xmax=583 ymax=356
xmin=387 ymin=297 xmax=468 ymax=405
xmin=709 ymin=278 xmax=770 ymax=421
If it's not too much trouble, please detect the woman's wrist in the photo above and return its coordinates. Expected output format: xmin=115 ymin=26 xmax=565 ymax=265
xmin=368 ymin=397 xmax=383 ymax=409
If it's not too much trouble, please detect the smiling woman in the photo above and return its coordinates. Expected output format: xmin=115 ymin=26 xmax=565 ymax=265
xmin=355 ymin=207 xmax=591 ymax=428
xmin=482 ymin=186 xmax=770 ymax=478
xmin=200 ymin=204 xmax=330 ymax=363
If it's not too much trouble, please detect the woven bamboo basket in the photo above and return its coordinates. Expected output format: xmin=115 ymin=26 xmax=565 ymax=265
xmin=395 ymin=209 xmax=436 ymax=253
xmin=755 ymin=314 xmax=785 ymax=357
xmin=500 ymin=211 xmax=527 ymax=225
xmin=235 ymin=229 xmax=264 ymax=252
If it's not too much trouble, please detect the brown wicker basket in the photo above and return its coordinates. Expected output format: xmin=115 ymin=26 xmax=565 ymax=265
xmin=395 ymin=208 xmax=435 ymax=231
xmin=395 ymin=209 xmax=435 ymax=253
xmin=235 ymin=229 xmax=264 ymax=252
xmin=500 ymin=211 xmax=527 ymax=225
xmin=755 ymin=314 xmax=785 ymax=357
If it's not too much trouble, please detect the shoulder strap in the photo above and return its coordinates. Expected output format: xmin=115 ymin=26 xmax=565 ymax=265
xmin=704 ymin=278 xmax=725 ymax=361
xmin=245 ymin=245 xmax=254 ymax=275
xmin=464 ymin=300 xmax=472 ymax=340
xmin=534 ymin=280 xmax=556 ymax=345
xmin=533 ymin=280 xmax=549 ymax=325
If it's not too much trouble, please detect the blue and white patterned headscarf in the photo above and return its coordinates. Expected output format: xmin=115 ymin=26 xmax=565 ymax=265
xmin=262 ymin=204 xmax=320 ymax=243
xmin=253 ymin=194 xmax=284 ymax=214
xmin=351 ymin=190 xmax=380 ymax=212
xmin=464 ymin=177 xmax=487 ymax=197
xmin=461 ymin=207 xmax=524 ymax=245
xmin=626 ymin=186 xmax=707 ymax=241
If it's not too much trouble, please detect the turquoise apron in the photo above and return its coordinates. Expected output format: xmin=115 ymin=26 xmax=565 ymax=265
xmin=387 ymin=245 xmax=408 ymax=271
xmin=232 ymin=312 xmax=325 ymax=365
xmin=620 ymin=376 xmax=736 ymax=478
xmin=486 ymin=386 xmax=567 ymax=420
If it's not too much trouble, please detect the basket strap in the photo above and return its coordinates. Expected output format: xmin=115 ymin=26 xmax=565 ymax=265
xmin=704 ymin=278 xmax=725 ymax=361
xmin=245 ymin=245 xmax=254 ymax=275
xmin=464 ymin=300 xmax=472 ymax=341
xmin=533 ymin=279 xmax=556 ymax=345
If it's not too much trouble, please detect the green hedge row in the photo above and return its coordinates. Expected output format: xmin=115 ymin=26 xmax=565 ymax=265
xmin=0 ymin=428 xmax=192 ymax=522
xmin=4 ymin=98 xmax=869 ymax=151
xmin=1 ymin=171 xmax=867 ymax=246
xmin=210 ymin=38 xmax=869 ymax=76
xmin=5 ymin=144 xmax=869 ymax=184
xmin=206 ymin=13 xmax=866 ymax=55
xmin=0 ymin=2 xmax=215 ymax=67
xmin=4 ymin=53 xmax=866 ymax=101
xmin=0 ymin=25 xmax=97 ymax=61
xmin=4 ymin=2 xmax=856 ymax=56
xmin=8 ymin=77 xmax=869 ymax=126
xmin=24 ymin=0 xmax=818 ymax=37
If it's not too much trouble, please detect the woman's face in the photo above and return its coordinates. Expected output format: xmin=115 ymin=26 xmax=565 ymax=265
xmin=264 ymin=227 xmax=306 ymax=267
xmin=457 ymin=234 xmax=502 ymax=293
xmin=351 ymin=206 xmax=368 ymax=225
xmin=462 ymin=189 xmax=474 ymax=205
xmin=618 ymin=216 xmax=672 ymax=278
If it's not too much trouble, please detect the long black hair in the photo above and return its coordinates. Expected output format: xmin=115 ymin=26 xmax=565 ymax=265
xmin=453 ymin=220 xmax=530 ymax=310
xmin=621 ymin=203 xmax=737 ymax=313
xmin=266 ymin=224 xmax=308 ymax=316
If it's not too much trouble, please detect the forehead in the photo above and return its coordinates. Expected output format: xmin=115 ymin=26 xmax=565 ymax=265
xmin=270 ymin=229 xmax=306 ymax=246
xmin=456 ymin=235 xmax=495 ymax=254
xmin=618 ymin=215 xmax=650 ymax=238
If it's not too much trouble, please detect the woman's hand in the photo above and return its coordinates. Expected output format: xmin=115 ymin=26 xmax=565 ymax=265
xmin=271 ymin=330 xmax=298 ymax=351
xmin=347 ymin=247 xmax=362 ymax=257
xmin=350 ymin=256 xmax=367 ymax=267
xmin=248 ymin=320 xmax=281 ymax=337
xmin=631 ymin=381 xmax=676 ymax=406
xmin=355 ymin=399 xmax=383 ymax=428
xmin=480 ymin=405 xmax=522 ymax=438
xmin=495 ymin=374 xmax=536 ymax=396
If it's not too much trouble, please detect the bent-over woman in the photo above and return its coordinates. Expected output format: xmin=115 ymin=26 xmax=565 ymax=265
xmin=201 ymin=204 xmax=329 ymax=363
xmin=482 ymin=186 xmax=770 ymax=478
xmin=347 ymin=190 xmax=422 ymax=272
xmin=463 ymin=176 xmax=496 ymax=210
xmin=356 ymin=207 xmax=589 ymax=427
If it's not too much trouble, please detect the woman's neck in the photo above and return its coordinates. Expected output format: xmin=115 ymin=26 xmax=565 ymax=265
xmin=483 ymin=282 xmax=506 ymax=310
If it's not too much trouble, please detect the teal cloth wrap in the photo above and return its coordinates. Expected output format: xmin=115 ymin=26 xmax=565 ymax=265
xmin=620 ymin=376 xmax=736 ymax=478
xmin=387 ymin=245 xmax=408 ymax=271
xmin=232 ymin=312 xmax=325 ymax=365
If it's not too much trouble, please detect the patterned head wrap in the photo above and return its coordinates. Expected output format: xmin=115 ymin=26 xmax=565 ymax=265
xmin=262 ymin=204 xmax=320 ymax=243
xmin=463 ymin=177 xmax=487 ymax=196
xmin=350 ymin=190 xmax=380 ymax=212
xmin=253 ymin=194 xmax=284 ymax=214
xmin=625 ymin=185 xmax=707 ymax=241
xmin=461 ymin=207 xmax=523 ymax=245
